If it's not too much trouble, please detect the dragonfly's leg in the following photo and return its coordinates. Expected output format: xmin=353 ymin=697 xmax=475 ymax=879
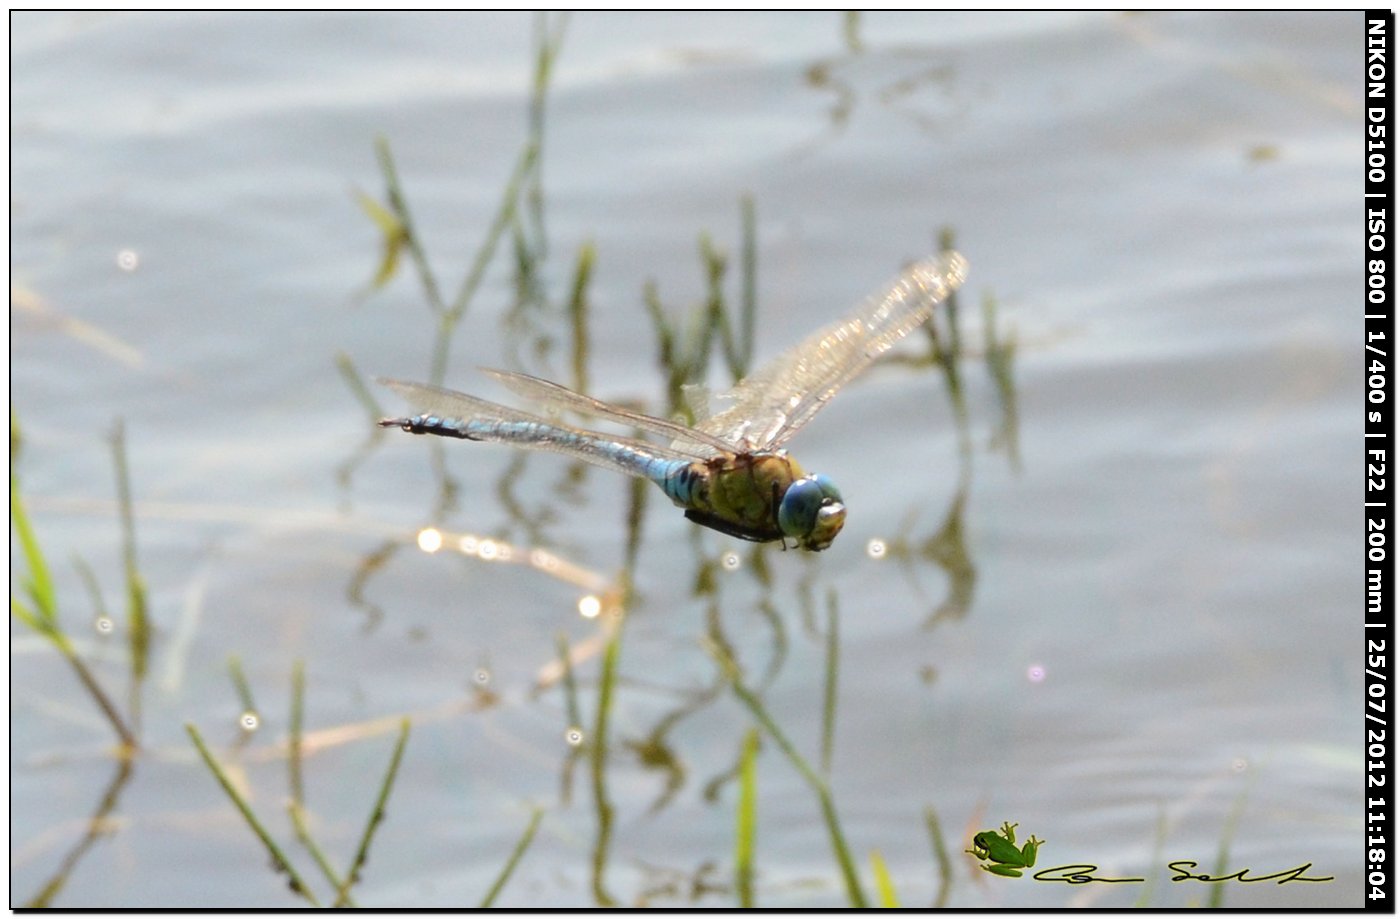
xmin=683 ymin=509 xmax=777 ymax=543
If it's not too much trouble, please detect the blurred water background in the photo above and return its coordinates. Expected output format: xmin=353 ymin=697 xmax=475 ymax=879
xmin=11 ymin=11 xmax=1361 ymax=908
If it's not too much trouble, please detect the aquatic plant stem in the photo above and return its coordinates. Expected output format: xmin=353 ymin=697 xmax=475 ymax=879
xmin=185 ymin=723 xmax=320 ymax=906
xmin=333 ymin=718 xmax=411 ymax=907
xmin=706 ymin=641 xmax=868 ymax=908
xmin=480 ymin=806 xmax=545 ymax=907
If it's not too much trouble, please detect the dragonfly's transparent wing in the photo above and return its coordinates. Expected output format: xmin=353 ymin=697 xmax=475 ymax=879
xmin=681 ymin=382 xmax=714 ymax=426
xmin=379 ymin=378 xmax=710 ymax=475
xmin=481 ymin=368 xmax=732 ymax=457
xmin=695 ymin=251 xmax=968 ymax=451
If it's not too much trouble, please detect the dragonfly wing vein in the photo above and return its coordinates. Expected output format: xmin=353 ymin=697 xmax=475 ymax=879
xmin=481 ymin=368 xmax=732 ymax=456
xmin=695 ymin=251 xmax=968 ymax=450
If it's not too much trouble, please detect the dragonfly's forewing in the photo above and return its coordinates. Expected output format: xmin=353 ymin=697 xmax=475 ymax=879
xmin=379 ymin=378 xmax=707 ymax=474
xmin=695 ymin=252 xmax=968 ymax=450
xmin=481 ymin=368 xmax=733 ymax=456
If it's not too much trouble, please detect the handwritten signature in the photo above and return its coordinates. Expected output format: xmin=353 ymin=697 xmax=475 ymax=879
xmin=1030 ymin=862 xmax=1334 ymax=885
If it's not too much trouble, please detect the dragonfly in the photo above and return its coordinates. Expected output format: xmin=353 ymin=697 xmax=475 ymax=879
xmin=379 ymin=251 xmax=968 ymax=551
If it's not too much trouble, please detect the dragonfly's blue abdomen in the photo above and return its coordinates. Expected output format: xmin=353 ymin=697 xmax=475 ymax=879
xmin=658 ymin=461 xmax=707 ymax=506
xmin=395 ymin=413 xmax=694 ymax=488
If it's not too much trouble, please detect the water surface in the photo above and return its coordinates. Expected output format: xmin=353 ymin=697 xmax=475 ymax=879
xmin=11 ymin=11 xmax=1361 ymax=908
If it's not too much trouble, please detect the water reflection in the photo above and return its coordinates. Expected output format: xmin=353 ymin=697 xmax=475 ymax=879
xmin=23 ymin=756 xmax=136 ymax=909
xmin=797 ymin=14 xmax=967 ymax=156
xmin=882 ymin=478 xmax=977 ymax=632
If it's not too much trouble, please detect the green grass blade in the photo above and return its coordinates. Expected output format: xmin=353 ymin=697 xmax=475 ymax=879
xmin=1207 ymin=784 xmax=1251 ymax=909
xmin=427 ymin=141 xmax=540 ymax=385
xmin=335 ymin=351 xmax=383 ymax=418
xmin=372 ymin=135 xmax=447 ymax=314
xmin=353 ymin=186 xmax=408 ymax=290
xmin=11 ymin=471 xmax=57 ymax=627
xmin=1134 ymin=806 xmax=1168 ymax=907
xmin=446 ymin=141 xmax=539 ymax=322
xmin=589 ymin=625 xmax=621 ymax=907
xmin=736 ymin=728 xmax=759 ymax=908
xmin=523 ymin=12 xmax=568 ymax=255
xmin=555 ymin=633 xmax=583 ymax=731
xmin=707 ymin=641 xmax=868 ymax=908
xmin=479 ymin=806 xmax=545 ymax=908
xmin=226 ymin=655 xmax=257 ymax=721
xmin=842 ymin=11 xmax=863 ymax=53
xmin=11 ymin=405 xmax=22 ymax=463
xmin=11 ymin=595 xmax=42 ymax=632
xmin=109 ymin=422 xmax=149 ymax=712
xmin=185 ymin=723 xmax=320 ymax=906
xmin=334 ymin=717 xmax=411 ymax=907
xmin=870 ymin=849 xmax=900 ymax=907
xmin=568 ymin=241 xmax=596 ymax=395
xmin=642 ymin=280 xmax=686 ymax=415
xmin=737 ymin=195 xmax=757 ymax=375
xmin=12 ymin=464 xmax=135 ymax=747
xmin=288 ymin=801 xmax=356 ymax=908
xmin=289 ymin=660 xmax=306 ymax=807
xmin=697 ymin=235 xmax=739 ymax=382
xmin=554 ymin=632 xmax=585 ymax=806
xmin=282 ymin=663 xmax=354 ymax=906
xmin=623 ymin=475 xmax=648 ymax=579
xmin=820 ymin=589 xmax=839 ymax=776
xmin=982 ymin=292 xmax=1021 ymax=470
xmin=72 ymin=555 xmax=109 ymax=630
xmin=589 ymin=635 xmax=619 ymax=904
xmin=924 ymin=805 xmax=953 ymax=908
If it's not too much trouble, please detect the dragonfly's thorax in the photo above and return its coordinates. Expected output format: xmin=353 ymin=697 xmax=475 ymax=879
xmin=673 ymin=452 xmax=846 ymax=551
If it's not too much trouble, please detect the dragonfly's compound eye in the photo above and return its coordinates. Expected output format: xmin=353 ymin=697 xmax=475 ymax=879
xmin=779 ymin=474 xmax=847 ymax=551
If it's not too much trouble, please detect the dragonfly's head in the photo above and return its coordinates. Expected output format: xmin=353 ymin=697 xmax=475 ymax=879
xmin=779 ymin=474 xmax=846 ymax=551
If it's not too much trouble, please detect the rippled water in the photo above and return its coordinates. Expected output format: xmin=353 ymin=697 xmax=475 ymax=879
xmin=12 ymin=11 xmax=1361 ymax=907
